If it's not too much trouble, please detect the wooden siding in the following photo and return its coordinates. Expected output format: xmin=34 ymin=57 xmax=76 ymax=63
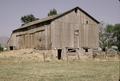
xmin=51 ymin=9 xmax=99 ymax=49
xmin=9 ymin=25 xmax=51 ymax=50
xmin=8 ymin=7 xmax=99 ymax=50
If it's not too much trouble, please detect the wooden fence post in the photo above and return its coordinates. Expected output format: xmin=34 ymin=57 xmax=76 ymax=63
xmin=43 ymin=52 xmax=45 ymax=62
xmin=66 ymin=52 xmax=69 ymax=63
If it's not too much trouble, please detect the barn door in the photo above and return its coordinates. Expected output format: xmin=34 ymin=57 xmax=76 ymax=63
xmin=57 ymin=49 xmax=62 ymax=60
xmin=37 ymin=30 xmax=45 ymax=49
xmin=74 ymin=30 xmax=79 ymax=48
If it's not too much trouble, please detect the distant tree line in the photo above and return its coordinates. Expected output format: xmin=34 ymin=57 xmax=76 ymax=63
xmin=99 ymin=23 xmax=120 ymax=51
xmin=48 ymin=9 xmax=57 ymax=16
xmin=20 ymin=9 xmax=58 ymax=25
xmin=21 ymin=14 xmax=39 ymax=25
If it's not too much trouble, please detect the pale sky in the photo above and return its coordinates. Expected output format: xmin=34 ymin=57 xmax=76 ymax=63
xmin=0 ymin=0 xmax=120 ymax=37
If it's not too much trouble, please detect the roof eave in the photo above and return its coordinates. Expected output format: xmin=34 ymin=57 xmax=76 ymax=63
xmin=12 ymin=6 xmax=100 ymax=33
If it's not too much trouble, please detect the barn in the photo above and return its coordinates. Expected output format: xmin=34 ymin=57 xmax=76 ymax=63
xmin=7 ymin=7 xmax=99 ymax=59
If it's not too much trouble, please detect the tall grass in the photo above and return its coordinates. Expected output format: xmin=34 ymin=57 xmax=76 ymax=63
xmin=0 ymin=50 xmax=119 ymax=81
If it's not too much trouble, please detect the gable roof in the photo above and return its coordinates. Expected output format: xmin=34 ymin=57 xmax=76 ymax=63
xmin=52 ymin=6 xmax=99 ymax=23
xmin=13 ymin=7 xmax=99 ymax=32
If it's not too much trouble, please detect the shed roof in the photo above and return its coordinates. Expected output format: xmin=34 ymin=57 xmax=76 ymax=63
xmin=13 ymin=6 xmax=99 ymax=32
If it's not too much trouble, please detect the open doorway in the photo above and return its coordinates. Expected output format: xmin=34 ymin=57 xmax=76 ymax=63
xmin=57 ymin=49 xmax=62 ymax=60
xmin=10 ymin=46 xmax=14 ymax=50
xmin=85 ymin=48 xmax=88 ymax=52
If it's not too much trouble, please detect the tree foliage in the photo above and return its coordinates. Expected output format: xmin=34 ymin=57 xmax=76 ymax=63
xmin=113 ymin=24 xmax=120 ymax=51
xmin=99 ymin=25 xmax=108 ymax=51
xmin=105 ymin=24 xmax=114 ymax=33
xmin=48 ymin=9 xmax=57 ymax=16
xmin=0 ymin=44 xmax=3 ymax=52
xmin=21 ymin=14 xmax=39 ymax=25
xmin=105 ymin=25 xmax=115 ymax=48
xmin=99 ymin=23 xmax=120 ymax=51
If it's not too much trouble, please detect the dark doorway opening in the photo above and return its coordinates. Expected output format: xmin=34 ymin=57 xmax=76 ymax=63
xmin=83 ymin=47 xmax=89 ymax=52
xmin=85 ymin=48 xmax=88 ymax=52
xmin=57 ymin=49 xmax=62 ymax=60
xmin=10 ymin=46 xmax=14 ymax=50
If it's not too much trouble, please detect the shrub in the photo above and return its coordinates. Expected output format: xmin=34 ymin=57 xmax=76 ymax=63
xmin=0 ymin=44 xmax=3 ymax=52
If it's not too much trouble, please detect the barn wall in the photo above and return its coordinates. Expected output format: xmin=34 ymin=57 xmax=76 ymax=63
xmin=8 ymin=24 xmax=51 ymax=50
xmin=8 ymin=8 xmax=99 ymax=51
xmin=51 ymin=9 xmax=99 ymax=50
xmin=7 ymin=32 xmax=20 ymax=50
xmin=79 ymin=10 xmax=99 ymax=48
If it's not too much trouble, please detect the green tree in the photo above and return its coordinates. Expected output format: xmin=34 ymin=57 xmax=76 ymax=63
xmin=99 ymin=23 xmax=117 ymax=51
xmin=99 ymin=32 xmax=108 ymax=51
xmin=99 ymin=23 xmax=109 ymax=51
xmin=100 ymin=23 xmax=120 ymax=51
xmin=105 ymin=24 xmax=115 ymax=49
xmin=105 ymin=24 xmax=114 ymax=33
xmin=0 ymin=44 xmax=3 ymax=52
xmin=21 ymin=14 xmax=39 ymax=25
xmin=113 ymin=24 xmax=120 ymax=51
xmin=48 ymin=9 xmax=57 ymax=16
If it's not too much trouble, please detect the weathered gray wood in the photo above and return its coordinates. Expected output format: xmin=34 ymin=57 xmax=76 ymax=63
xmin=7 ymin=7 xmax=99 ymax=54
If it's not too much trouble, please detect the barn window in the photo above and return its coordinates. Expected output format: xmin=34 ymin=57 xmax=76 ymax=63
xmin=86 ymin=21 xmax=88 ymax=24
xmin=68 ymin=48 xmax=76 ymax=52
xmin=39 ymin=38 xmax=42 ymax=42
xmin=74 ymin=30 xmax=79 ymax=35
xmin=83 ymin=47 xmax=89 ymax=52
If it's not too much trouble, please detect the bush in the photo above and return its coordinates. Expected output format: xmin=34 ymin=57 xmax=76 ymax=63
xmin=0 ymin=44 xmax=3 ymax=52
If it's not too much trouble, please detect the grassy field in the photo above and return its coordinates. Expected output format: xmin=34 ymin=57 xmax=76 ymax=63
xmin=0 ymin=51 xmax=119 ymax=81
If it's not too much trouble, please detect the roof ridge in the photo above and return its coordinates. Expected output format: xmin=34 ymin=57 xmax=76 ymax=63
xmin=21 ymin=14 xmax=59 ymax=28
xmin=13 ymin=6 xmax=99 ymax=32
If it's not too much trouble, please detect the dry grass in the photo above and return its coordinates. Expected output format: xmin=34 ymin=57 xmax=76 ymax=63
xmin=0 ymin=49 xmax=49 ymax=62
xmin=0 ymin=49 xmax=119 ymax=81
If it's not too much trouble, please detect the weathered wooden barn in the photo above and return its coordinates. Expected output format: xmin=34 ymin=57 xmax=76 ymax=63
xmin=8 ymin=7 xmax=99 ymax=59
